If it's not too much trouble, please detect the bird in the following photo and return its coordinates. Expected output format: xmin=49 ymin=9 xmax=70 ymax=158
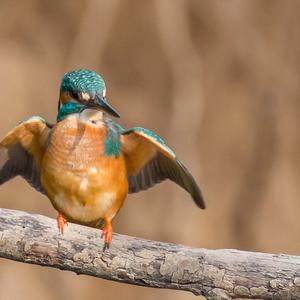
xmin=0 ymin=69 xmax=205 ymax=248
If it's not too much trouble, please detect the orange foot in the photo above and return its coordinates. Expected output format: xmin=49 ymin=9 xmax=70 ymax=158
xmin=101 ymin=218 xmax=112 ymax=250
xmin=57 ymin=212 xmax=68 ymax=234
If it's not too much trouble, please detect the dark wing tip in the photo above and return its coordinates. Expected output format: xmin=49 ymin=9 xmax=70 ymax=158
xmin=176 ymin=159 xmax=206 ymax=209
xmin=191 ymin=186 xmax=206 ymax=209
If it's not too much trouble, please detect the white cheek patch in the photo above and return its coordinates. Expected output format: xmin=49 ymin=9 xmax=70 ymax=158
xmin=81 ymin=92 xmax=90 ymax=101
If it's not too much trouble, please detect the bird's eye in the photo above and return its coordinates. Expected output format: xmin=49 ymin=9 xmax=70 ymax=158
xmin=70 ymin=91 xmax=80 ymax=100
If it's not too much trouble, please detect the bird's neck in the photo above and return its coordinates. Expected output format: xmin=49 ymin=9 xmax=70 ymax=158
xmin=57 ymin=102 xmax=104 ymax=124
xmin=79 ymin=109 xmax=104 ymax=123
xmin=56 ymin=106 xmax=122 ymax=158
xmin=57 ymin=102 xmax=84 ymax=122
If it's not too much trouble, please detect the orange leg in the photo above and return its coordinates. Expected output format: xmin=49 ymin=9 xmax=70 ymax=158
xmin=101 ymin=218 xmax=113 ymax=249
xmin=57 ymin=212 xmax=68 ymax=234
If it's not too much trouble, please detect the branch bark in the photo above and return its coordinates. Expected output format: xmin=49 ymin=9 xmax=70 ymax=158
xmin=0 ymin=208 xmax=299 ymax=299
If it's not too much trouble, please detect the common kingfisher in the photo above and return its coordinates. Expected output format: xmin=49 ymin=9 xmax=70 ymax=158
xmin=0 ymin=69 xmax=205 ymax=248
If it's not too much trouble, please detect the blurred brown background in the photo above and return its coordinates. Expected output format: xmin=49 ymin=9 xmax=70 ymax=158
xmin=0 ymin=1 xmax=299 ymax=299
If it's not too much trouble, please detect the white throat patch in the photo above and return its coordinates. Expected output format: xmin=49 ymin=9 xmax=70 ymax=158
xmin=80 ymin=109 xmax=104 ymax=124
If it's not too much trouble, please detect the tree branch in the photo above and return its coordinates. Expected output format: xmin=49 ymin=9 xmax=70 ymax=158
xmin=0 ymin=208 xmax=299 ymax=299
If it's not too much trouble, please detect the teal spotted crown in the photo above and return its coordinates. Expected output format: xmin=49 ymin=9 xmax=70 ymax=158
xmin=60 ymin=69 xmax=106 ymax=97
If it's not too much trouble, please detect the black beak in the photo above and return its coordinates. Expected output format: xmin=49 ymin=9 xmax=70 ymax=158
xmin=92 ymin=94 xmax=120 ymax=118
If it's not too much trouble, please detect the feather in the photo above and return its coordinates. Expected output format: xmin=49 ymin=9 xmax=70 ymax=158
xmin=121 ymin=127 xmax=205 ymax=208
xmin=0 ymin=116 xmax=51 ymax=193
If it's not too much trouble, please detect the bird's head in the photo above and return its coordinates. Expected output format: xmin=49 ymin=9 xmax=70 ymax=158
xmin=57 ymin=69 xmax=120 ymax=122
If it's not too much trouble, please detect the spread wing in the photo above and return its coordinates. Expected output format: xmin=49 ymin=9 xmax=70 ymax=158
xmin=0 ymin=116 xmax=52 ymax=192
xmin=120 ymin=127 xmax=205 ymax=209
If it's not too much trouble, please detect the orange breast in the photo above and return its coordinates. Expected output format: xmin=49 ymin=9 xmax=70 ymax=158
xmin=41 ymin=116 xmax=128 ymax=224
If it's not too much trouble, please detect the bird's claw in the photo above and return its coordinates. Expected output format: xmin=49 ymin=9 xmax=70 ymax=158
xmin=102 ymin=219 xmax=112 ymax=250
xmin=57 ymin=213 xmax=68 ymax=234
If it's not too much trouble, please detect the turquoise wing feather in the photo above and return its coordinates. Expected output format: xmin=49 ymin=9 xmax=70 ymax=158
xmin=120 ymin=127 xmax=205 ymax=209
